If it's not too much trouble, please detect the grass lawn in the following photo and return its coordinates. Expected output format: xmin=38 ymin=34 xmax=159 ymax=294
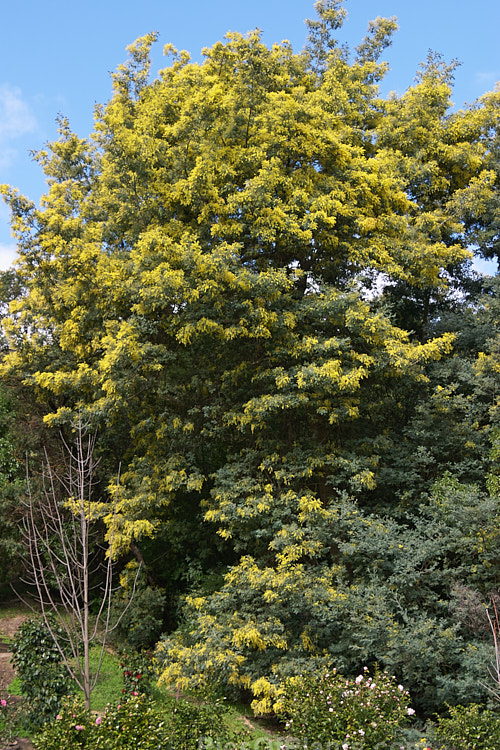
xmin=79 ymin=646 xmax=124 ymax=711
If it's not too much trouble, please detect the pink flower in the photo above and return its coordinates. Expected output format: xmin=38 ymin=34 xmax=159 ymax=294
xmin=1 ymin=699 xmax=7 ymax=707
xmin=95 ymin=716 xmax=102 ymax=725
xmin=56 ymin=714 xmax=61 ymax=719
xmin=407 ymin=707 xmax=415 ymax=715
xmin=75 ymin=725 xmax=84 ymax=730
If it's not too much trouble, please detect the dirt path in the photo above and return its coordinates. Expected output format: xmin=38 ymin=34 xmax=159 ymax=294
xmin=0 ymin=651 xmax=15 ymax=695
xmin=0 ymin=616 xmax=26 ymax=694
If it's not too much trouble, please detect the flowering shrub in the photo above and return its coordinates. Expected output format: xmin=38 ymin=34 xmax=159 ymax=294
xmin=34 ymin=696 xmax=91 ymax=750
xmin=110 ymin=564 xmax=166 ymax=650
xmin=276 ymin=666 xmax=414 ymax=749
xmin=1 ymin=696 xmax=14 ymax=744
xmin=120 ymin=650 xmax=156 ymax=696
xmin=434 ymin=703 xmax=500 ymax=750
xmin=92 ymin=694 xmax=167 ymax=750
xmin=34 ymin=694 xmax=167 ymax=750
xmin=34 ymin=690 xmax=247 ymax=750
xmin=1 ymin=693 xmax=28 ymax=744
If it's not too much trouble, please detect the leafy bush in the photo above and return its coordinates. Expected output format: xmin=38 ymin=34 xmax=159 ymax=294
xmin=167 ymin=694 xmax=246 ymax=749
xmin=119 ymin=650 xmax=156 ymax=696
xmin=0 ymin=696 xmax=18 ymax=745
xmin=434 ymin=703 xmax=500 ymax=750
xmin=110 ymin=563 xmax=166 ymax=650
xmin=34 ymin=691 xmax=244 ymax=750
xmin=35 ymin=694 xmax=167 ymax=750
xmin=276 ymin=666 xmax=414 ymax=750
xmin=92 ymin=694 xmax=167 ymax=750
xmin=11 ymin=616 xmax=72 ymax=726
xmin=0 ymin=385 xmax=24 ymax=586
xmin=34 ymin=696 xmax=91 ymax=749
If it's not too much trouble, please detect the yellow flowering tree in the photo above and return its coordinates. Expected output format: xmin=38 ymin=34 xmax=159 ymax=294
xmin=1 ymin=0 xmax=499 ymax=715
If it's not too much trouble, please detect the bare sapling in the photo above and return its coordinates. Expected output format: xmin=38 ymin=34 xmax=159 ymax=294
xmin=20 ymin=417 xmax=138 ymax=710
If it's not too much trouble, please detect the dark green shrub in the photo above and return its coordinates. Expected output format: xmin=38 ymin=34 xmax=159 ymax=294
xmin=34 ymin=691 xmax=247 ymax=750
xmin=0 ymin=695 xmax=20 ymax=745
xmin=434 ymin=703 xmax=500 ymax=750
xmin=11 ymin=616 xmax=72 ymax=726
xmin=93 ymin=694 xmax=167 ymax=750
xmin=110 ymin=565 xmax=166 ymax=650
xmin=0 ymin=385 xmax=23 ymax=587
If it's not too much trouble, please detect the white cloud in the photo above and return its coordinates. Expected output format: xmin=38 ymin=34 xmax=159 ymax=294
xmin=0 ymin=83 xmax=37 ymax=138
xmin=0 ymin=243 xmax=18 ymax=271
xmin=0 ymin=83 xmax=37 ymax=169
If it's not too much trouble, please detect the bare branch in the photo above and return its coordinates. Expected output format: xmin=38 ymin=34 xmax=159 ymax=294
xmin=18 ymin=418 xmax=136 ymax=710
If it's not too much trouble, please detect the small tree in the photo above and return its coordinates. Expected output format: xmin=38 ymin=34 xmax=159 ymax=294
xmin=20 ymin=417 xmax=136 ymax=710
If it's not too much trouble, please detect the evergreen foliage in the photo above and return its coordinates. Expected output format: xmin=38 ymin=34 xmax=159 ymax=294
xmin=11 ymin=617 xmax=72 ymax=727
xmin=0 ymin=384 xmax=23 ymax=585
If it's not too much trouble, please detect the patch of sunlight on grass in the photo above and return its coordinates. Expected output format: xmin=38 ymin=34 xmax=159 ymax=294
xmin=73 ymin=646 xmax=124 ymax=712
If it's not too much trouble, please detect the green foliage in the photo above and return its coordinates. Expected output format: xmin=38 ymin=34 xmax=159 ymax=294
xmin=0 ymin=385 xmax=23 ymax=585
xmin=34 ymin=697 xmax=90 ymax=750
xmin=110 ymin=564 xmax=166 ymax=650
xmin=0 ymin=696 xmax=24 ymax=745
xmin=119 ymin=650 xmax=156 ymax=696
xmin=34 ymin=692 xmax=247 ymax=750
xmin=166 ymin=694 xmax=246 ymax=750
xmin=156 ymin=474 xmax=499 ymax=714
xmin=34 ymin=694 xmax=166 ymax=750
xmin=92 ymin=695 xmax=167 ymax=750
xmin=276 ymin=666 xmax=413 ymax=749
xmin=11 ymin=616 xmax=72 ymax=727
xmin=434 ymin=703 xmax=500 ymax=750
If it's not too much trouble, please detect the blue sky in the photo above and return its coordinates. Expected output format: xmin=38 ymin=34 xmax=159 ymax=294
xmin=1 ymin=0 xmax=499 ymax=271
